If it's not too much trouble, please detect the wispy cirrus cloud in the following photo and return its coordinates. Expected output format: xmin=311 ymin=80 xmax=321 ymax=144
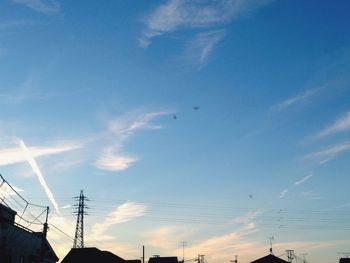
xmin=95 ymin=110 xmax=172 ymax=172
xmin=232 ymin=209 xmax=263 ymax=224
xmin=92 ymin=202 xmax=147 ymax=239
xmin=294 ymin=173 xmax=313 ymax=186
xmin=315 ymin=111 xmax=350 ymax=138
xmin=0 ymin=73 xmax=49 ymax=104
xmin=270 ymin=87 xmax=323 ymax=112
xmin=140 ymin=0 xmax=273 ymax=65
xmin=12 ymin=0 xmax=61 ymax=14
xmin=0 ymin=140 xmax=81 ymax=166
xmin=0 ymin=20 xmax=38 ymax=30
xmin=279 ymin=189 xmax=288 ymax=199
xmin=279 ymin=173 xmax=314 ymax=199
xmin=304 ymin=141 xmax=350 ymax=164
xmin=183 ymin=29 xmax=226 ymax=66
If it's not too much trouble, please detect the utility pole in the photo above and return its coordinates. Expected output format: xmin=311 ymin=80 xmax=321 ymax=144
xmin=181 ymin=241 xmax=187 ymax=262
xmin=286 ymin=250 xmax=294 ymax=263
xmin=73 ymin=190 xmax=89 ymax=248
xmin=142 ymin=245 xmax=145 ymax=263
xmin=268 ymin=237 xmax=274 ymax=255
xmin=39 ymin=206 xmax=49 ymax=263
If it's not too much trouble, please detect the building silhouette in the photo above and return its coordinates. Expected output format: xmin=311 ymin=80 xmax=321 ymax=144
xmin=61 ymin=247 xmax=141 ymax=263
xmin=0 ymin=203 xmax=58 ymax=263
xmin=250 ymin=254 xmax=289 ymax=263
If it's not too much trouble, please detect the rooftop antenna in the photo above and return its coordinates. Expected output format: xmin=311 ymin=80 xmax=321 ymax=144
xmin=181 ymin=241 xmax=188 ymax=262
xmin=73 ymin=190 xmax=89 ymax=248
xmin=268 ymin=236 xmax=274 ymax=254
xmin=286 ymin=250 xmax=295 ymax=263
xmin=230 ymin=255 xmax=238 ymax=263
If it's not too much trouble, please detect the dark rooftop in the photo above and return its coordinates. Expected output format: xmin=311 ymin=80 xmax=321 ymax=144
xmin=250 ymin=254 xmax=289 ymax=263
xmin=148 ymin=256 xmax=179 ymax=263
xmin=61 ymin=247 xmax=132 ymax=263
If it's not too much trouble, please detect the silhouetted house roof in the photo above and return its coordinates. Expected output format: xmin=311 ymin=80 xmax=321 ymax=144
xmin=0 ymin=203 xmax=59 ymax=263
xmin=148 ymin=256 xmax=179 ymax=263
xmin=62 ymin=247 xmax=141 ymax=263
xmin=250 ymin=254 xmax=289 ymax=263
xmin=340 ymin=258 xmax=350 ymax=263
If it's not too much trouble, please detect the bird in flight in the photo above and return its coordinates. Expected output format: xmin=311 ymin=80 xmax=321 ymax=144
xmin=172 ymin=114 xmax=177 ymax=120
xmin=193 ymin=106 xmax=199 ymax=110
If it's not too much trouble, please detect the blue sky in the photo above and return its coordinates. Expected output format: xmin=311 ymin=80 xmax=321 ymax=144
xmin=1 ymin=0 xmax=350 ymax=262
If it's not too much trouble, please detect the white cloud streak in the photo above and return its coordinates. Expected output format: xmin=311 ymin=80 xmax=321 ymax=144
xmin=140 ymin=0 xmax=270 ymax=48
xmin=12 ymin=0 xmax=61 ymax=14
xmin=95 ymin=149 xmax=137 ymax=171
xmin=294 ymin=173 xmax=313 ymax=186
xmin=270 ymin=87 xmax=322 ymax=112
xmin=184 ymin=29 xmax=226 ymax=66
xmin=16 ymin=138 xmax=60 ymax=214
xmin=140 ymin=0 xmax=272 ymax=66
xmin=279 ymin=189 xmax=288 ymax=199
xmin=315 ymin=111 xmax=350 ymax=138
xmin=92 ymin=202 xmax=147 ymax=239
xmin=0 ymin=142 xmax=81 ymax=166
xmin=304 ymin=141 xmax=350 ymax=162
xmin=95 ymin=111 xmax=171 ymax=172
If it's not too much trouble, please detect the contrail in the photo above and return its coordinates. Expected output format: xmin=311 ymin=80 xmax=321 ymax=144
xmin=17 ymin=138 xmax=60 ymax=214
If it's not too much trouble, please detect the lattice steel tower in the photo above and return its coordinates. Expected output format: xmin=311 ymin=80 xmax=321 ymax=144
xmin=73 ymin=190 xmax=89 ymax=248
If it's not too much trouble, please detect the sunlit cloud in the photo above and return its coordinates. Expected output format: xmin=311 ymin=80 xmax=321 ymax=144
xmin=231 ymin=209 xmax=263 ymax=224
xmin=92 ymin=202 xmax=147 ymax=238
xmin=95 ymin=110 xmax=171 ymax=172
xmin=184 ymin=223 xmax=259 ymax=263
xmin=94 ymin=150 xmax=137 ymax=172
xmin=0 ymin=141 xmax=82 ymax=166
xmin=16 ymin=138 xmax=60 ymax=214
xmin=145 ymin=225 xmax=193 ymax=252
xmin=270 ymin=87 xmax=323 ymax=112
xmin=315 ymin=111 xmax=350 ymax=138
xmin=12 ymin=0 xmax=61 ymax=14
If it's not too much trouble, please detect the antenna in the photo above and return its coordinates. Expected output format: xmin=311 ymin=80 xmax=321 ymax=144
xmin=230 ymin=255 xmax=238 ymax=263
xmin=73 ymin=190 xmax=89 ymax=248
xmin=268 ymin=236 xmax=274 ymax=254
xmin=286 ymin=250 xmax=295 ymax=263
xmin=181 ymin=241 xmax=188 ymax=262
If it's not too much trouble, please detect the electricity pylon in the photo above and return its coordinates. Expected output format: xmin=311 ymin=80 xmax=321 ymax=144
xmin=73 ymin=190 xmax=89 ymax=248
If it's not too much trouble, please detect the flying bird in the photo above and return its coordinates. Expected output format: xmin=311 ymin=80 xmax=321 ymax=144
xmin=193 ymin=106 xmax=199 ymax=110
xmin=172 ymin=114 xmax=177 ymax=120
